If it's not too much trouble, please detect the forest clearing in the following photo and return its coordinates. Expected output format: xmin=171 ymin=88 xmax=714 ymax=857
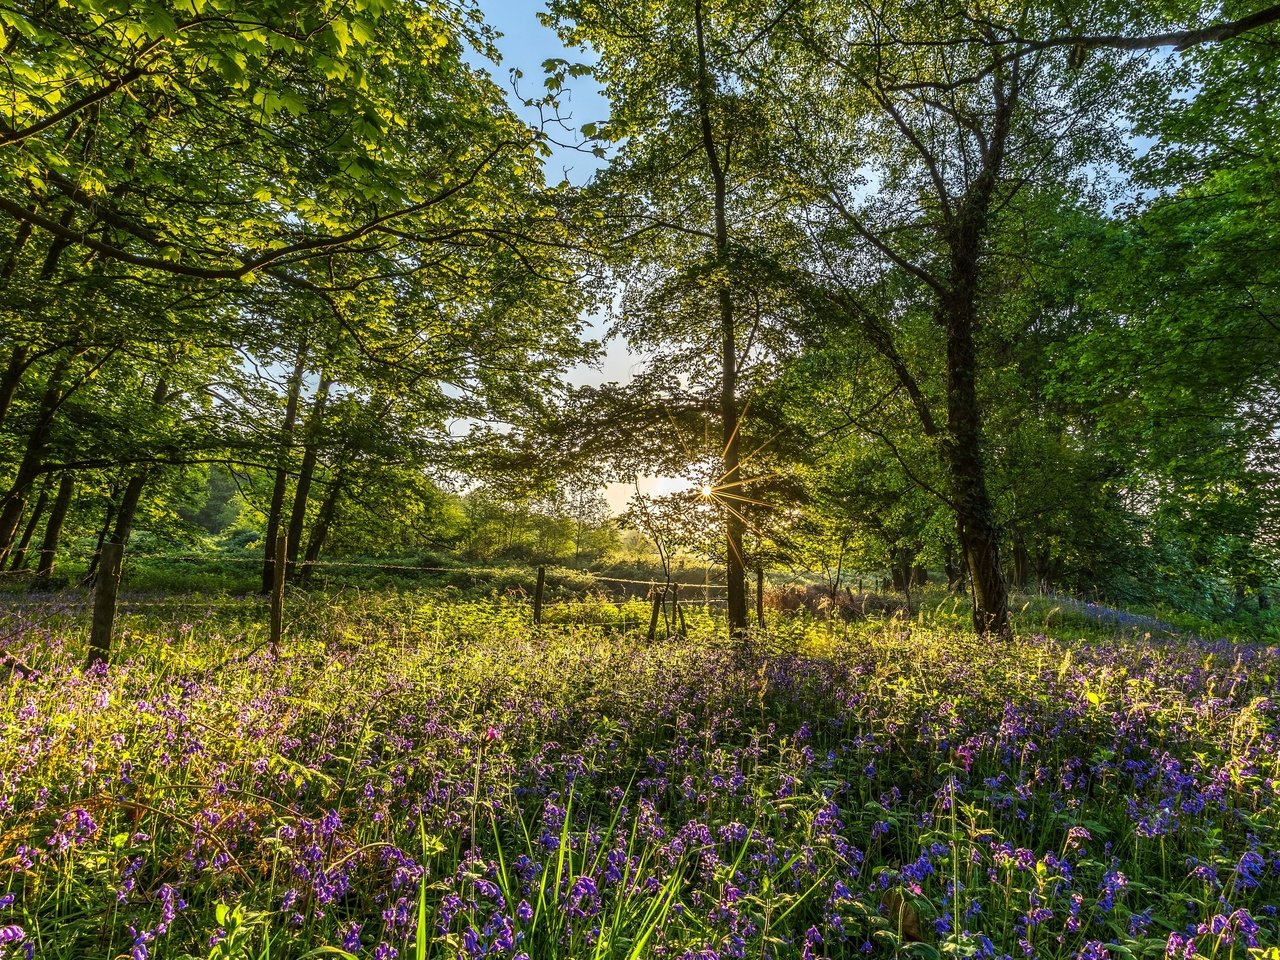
xmin=2 ymin=0 xmax=1279 ymax=957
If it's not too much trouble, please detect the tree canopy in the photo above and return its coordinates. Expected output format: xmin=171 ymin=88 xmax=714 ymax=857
xmin=2 ymin=0 xmax=1276 ymax=636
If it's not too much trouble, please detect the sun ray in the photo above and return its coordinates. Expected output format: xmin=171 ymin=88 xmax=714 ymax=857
xmin=720 ymin=396 xmax=752 ymax=461
xmin=662 ymin=404 xmax=697 ymax=465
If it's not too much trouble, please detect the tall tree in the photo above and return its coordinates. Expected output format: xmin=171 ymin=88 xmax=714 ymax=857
xmin=546 ymin=0 xmax=802 ymax=641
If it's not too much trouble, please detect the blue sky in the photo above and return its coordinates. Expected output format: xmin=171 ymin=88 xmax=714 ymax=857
xmin=477 ymin=1 xmax=611 ymax=188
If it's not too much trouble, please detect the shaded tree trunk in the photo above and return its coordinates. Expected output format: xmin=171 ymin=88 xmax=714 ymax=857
xmin=82 ymin=493 xmax=117 ymax=584
xmin=34 ymin=472 xmax=74 ymax=583
xmin=285 ymin=372 xmax=333 ymax=579
xmin=1034 ymin=545 xmax=1058 ymax=591
xmin=0 ymin=344 xmax=28 ymax=430
xmin=8 ymin=483 xmax=48 ymax=570
xmin=0 ymin=220 xmax=72 ymax=432
xmin=943 ymin=541 xmax=965 ymax=593
xmin=110 ymin=475 xmax=147 ymax=545
xmin=935 ymin=62 xmax=1017 ymax=640
xmin=300 ymin=468 xmax=346 ymax=582
xmin=891 ymin=550 xmax=910 ymax=593
xmin=106 ymin=379 xmax=171 ymax=553
xmin=0 ymin=218 xmax=35 ymax=280
xmin=262 ymin=344 xmax=308 ymax=593
xmin=942 ymin=294 xmax=1009 ymax=638
xmin=0 ymin=356 xmax=69 ymax=562
xmin=1011 ymin=533 xmax=1029 ymax=590
xmin=694 ymin=0 xmax=748 ymax=641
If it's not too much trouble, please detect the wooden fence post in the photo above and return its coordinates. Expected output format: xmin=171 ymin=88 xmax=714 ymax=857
xmin=533 ymin=565 xmax=546 ymax=626
xmin=270 ymin=534 xmax=286 ymax=654
xmin=85 ymin=541 xmax=123 ymax=669
xmin=647 ymin=584 xmax=661 ymax=643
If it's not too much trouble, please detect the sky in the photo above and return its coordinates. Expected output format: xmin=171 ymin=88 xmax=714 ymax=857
xmin=470 ymin=2 xmax=690 ymax=511
xmin=478 ymin=2 xmax=611 ymax=188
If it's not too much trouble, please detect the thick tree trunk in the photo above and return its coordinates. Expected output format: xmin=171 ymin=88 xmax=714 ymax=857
xmin=8 ymin=484 xmax=48 ymax=570
xmin=262 ymin=345 xmax=308 ymax=593
xmin=694 ymin=0 xmax=748 ymax=641
xmin=34 ymin=472 xmax=74 ymax=582
xmin=942 ymin=291 xmax=1009 ymax=637
xmin=285 ymin=373 xmax=333 ymax=578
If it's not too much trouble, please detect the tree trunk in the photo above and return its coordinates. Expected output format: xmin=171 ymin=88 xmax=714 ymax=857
xmin=82 ymin=494 xmax=116 ymax=584
xmin=300 ymin=468 xmax=346 ymax=581
xmin=942 ymin=288 xmax=1009 ymax=637
xmin=943 ymin=541 xmax=964 ymax=592
xmin=285 ymin=373 xmax=333 ymax=578
xmin=0 ymin=344 xmax=28 ymax=431
xmin=0 ymin=217 xmax=74 ymax=431
xmin=0 ymin=356 xmax=69 ymax=562
xmin=34 ymin=472 xmax=74 ymax=583
xmin=694 ymin=0 xmax=748 ymax=641
xmin=8 ymin=484 xmax=48 ymax=570
xmin=891 ymin=549 xmax=914 ymax=594
xmin=1011 ymin=533 xmax=1029 ymax=590
xmin=0 ymin=218 xmax=35 ymax=280
xmin=106 ymin=379 xmax=170 ymax=551
xmin=110 ymin=474 xmax=147 ymax=545
xmin=262 ymin=344 xmax=308 ymax=593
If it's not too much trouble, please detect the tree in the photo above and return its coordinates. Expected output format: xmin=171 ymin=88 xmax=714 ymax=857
xmin=1 ymin=0 xmax=596 ymax=600
xmin=1047 ymin=15 xmax=1280 ymax=609
xmin=0 ymin=0 xmax=545 ymax=281
xmin=546 ymin=0 xmax=804 ymax=641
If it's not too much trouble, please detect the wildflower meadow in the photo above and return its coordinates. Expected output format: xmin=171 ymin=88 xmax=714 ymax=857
xmin=0 ymin=593 xmax=1276 ymax=960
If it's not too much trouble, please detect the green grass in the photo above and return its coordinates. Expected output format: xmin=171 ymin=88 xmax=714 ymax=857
xmin=0 ymin=590 xmax=1276 ymax=959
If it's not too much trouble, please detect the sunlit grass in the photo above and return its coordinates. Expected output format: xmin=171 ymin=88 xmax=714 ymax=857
xmin=0 ymin=593 xmax=1276 ymax=959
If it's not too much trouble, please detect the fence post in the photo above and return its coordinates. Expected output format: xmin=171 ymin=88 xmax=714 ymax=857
xmin=270 ymin=533 xmax=286 ymax=654
xmin=647 ymin=584 xmax=661 ymax=642
xmin=85 ymin=541 xmax=123 ymax=670
xmin=533 ymin=565 xmax=546 ymax=626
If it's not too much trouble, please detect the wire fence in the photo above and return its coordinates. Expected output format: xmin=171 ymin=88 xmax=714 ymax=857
xmin=1 ymin=549 xmax=735 ymax=592
xmin=0 ymin=544 xmax=745 ymax=638
xmin=0 ymin=557 xmax=741 ymax=663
